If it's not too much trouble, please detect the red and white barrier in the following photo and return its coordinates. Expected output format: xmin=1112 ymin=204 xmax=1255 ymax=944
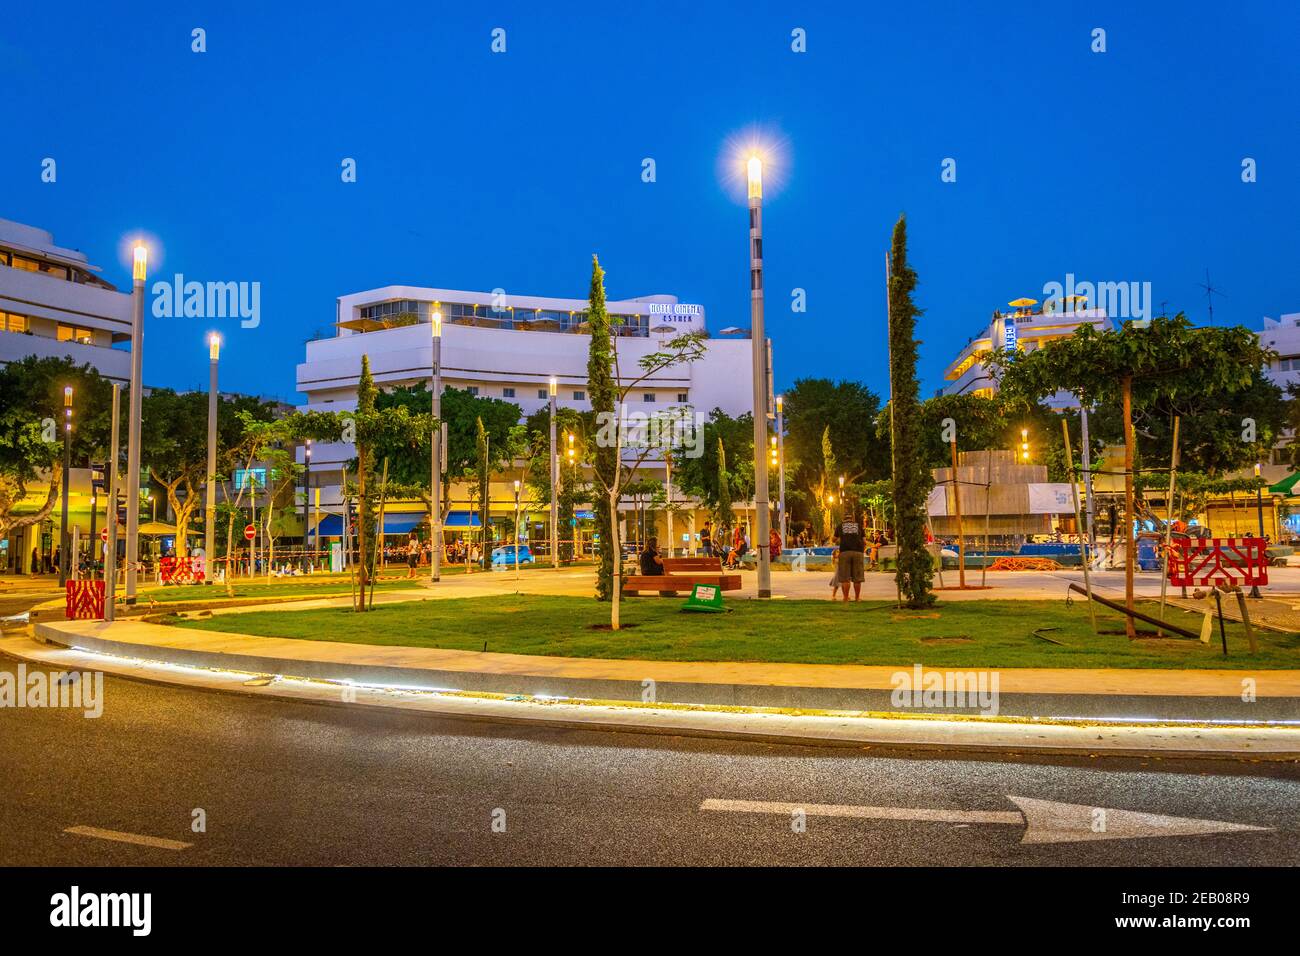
xmin=1166 ymin=536 xmax=1268 ymax=588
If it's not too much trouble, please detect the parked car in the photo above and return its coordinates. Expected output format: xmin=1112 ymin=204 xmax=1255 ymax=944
xmin=490 ymin=545 xmax=535 ymax=567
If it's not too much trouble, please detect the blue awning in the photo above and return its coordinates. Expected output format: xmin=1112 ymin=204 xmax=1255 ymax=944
xmin=382 ymin=512 xmax=426 ymax=534
xmin=445 ymin=511 xmax=482 ymax=528
xmin=317 ymin=514 xmax=344 ymax=537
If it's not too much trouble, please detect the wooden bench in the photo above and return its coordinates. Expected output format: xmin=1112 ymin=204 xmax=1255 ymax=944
xmin=623 ymin=555 xmax=742 ymax=596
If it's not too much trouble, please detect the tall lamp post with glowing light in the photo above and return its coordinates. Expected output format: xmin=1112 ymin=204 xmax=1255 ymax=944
xmin=549 ymin=375 xmax=559 ymax=569
xmin=125 ymin=243 xmax=147 ymax=603
xmin=430 ymin=307 xmax=443 ymax=582
xmin=58 ymin=386 xmax=73 ymax=586
xmin=204 ymin=332 xmax=220 ymax=584
xmin=1252 ymin=462 xmax=1265 ymax=598
xmin=747 ymin=155 xmax=772 ymax=597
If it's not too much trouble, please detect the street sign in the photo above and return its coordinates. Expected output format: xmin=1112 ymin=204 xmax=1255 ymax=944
xmin=100 ymin=527 xmax=109 ymax=542
xmin=244 ymin=523 xmax=257 ymax=541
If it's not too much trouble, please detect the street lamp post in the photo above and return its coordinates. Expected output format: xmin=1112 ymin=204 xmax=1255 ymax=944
xmin=430 ymin=308 xmax=443 ymax=583
xmin=58 ymin=386 xmax=73 ymax=586
xmin=302 ymin=439 xmax=311 ymax=572
xmin=1252 ymin=462 xmax=1266 ymax=598
xmin=205 ymin=333 xmax=219 ymax=584
xmin=513 ymin=479 xmax=521 ymax=584
xmin=747 ymin=155 xmax=772 ymax=598
xmin=125 ymin=242 xmax=147 ymax=604
xmin=565 ymin=432 xmax=575 ymax=561
xmin=105 ymin=383 xmax=121 ymax=622
xmin=776 ymin=394 xmax=787 ymax=545
xmin=549 ymin=375 xmax=558 ymax=570
xmin=665 ymin=447 xmax=674 ymax=558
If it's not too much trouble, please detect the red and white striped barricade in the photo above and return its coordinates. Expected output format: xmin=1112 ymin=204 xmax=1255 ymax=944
xmin=65 ymin=580 xmax=106 ymax=620
xmin=1166 ymin=536 xmax=1269 ymax=589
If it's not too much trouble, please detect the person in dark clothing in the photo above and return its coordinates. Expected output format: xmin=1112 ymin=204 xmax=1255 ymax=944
xmin=639 ymin=536 xmax=664 ymax=576
xmin=699 ymin=521 xmax=713 ymax=557
xmin=833 ymin=511 xmax=866 ymax=601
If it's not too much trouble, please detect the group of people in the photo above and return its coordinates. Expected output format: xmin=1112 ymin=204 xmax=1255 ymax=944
xmin=695 ymin=520 xmax=783 ymax=571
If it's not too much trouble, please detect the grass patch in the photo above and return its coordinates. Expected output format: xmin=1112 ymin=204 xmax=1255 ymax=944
xmin=137 ymin=575 xmax=424 ymax=604
xmin=168 ymin=595 xmax=1300 ymax=669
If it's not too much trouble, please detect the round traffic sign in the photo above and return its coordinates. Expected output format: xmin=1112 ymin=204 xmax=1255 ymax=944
xmin=100 ymin=527 xmax=109 ymax=542
xmin=244 ymin=523 xmax=256 ymax=540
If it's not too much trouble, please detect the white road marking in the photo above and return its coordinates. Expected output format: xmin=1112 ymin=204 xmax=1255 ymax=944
xmin=701 ymin=798 xmax=1021 ymax=826
xmin=65 ymin=825 xmax=192 ymax=851
xmin=702 ymin=795 xmax=1272 ymax=844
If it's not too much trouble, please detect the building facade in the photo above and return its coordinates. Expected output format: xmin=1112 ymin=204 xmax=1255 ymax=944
xmin=296 ymin=285 xmax=760 ymax=549
xmin=940 ymin=301 xmax=1112 ymax=407
xmin=0 ymin=217 xmax=132 ymax=384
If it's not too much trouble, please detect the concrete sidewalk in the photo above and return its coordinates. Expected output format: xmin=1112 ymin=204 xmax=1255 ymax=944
xmin=30 ymin=614 xmax=1300 ymax=721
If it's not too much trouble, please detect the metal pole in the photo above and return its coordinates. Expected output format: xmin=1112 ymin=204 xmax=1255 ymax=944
xmin=1062 ymin=418 xmax=1097 ymax=633
xmin=105 ymin=384 xmax=120 ymax=621
xmin=514 ymin=487 xmax=521 ymax=584
xmin=1158 ymin=417 xmax=1181 ymax=628
xmin=431 ymin=311 xmax=443 ymax=582
xmin=301 ymin=440 xmax=310 ymax=572
xmin=1251 ymin=462 xmax=1265 ymax=598
xmin=124 ymin=245 xmax=146 ymax=603
xmin=549 ymin=379 xmax=559 ymax=569
xmin=1080 ymin=402 xmax=1096 ymax=549
xmin=205 ymin=336 xmax=219 ymax=583
xmin=59 ymin=387 xmax=72 ymax=586
xmin=981 ymin=448 xmax=992 ymax=589
xmin=747 ymin=157 xmax=771 ymax=598
xmin=776 ymin=395 xmax=787 ymax=545
xmin=950 ymin=437 xmax=965 ymax=589
xmin=665 ymin=449 xmax=674 ymax=559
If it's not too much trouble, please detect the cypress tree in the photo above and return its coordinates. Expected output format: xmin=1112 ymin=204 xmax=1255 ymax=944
xmin=586 ymin=255 xmax=619 ymax=600
xmin=887 ymin=215 xmax=935 ymax=608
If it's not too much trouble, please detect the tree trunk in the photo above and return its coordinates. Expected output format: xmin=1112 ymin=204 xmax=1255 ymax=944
xmin=357 ymin=448 xmax=369 ymax=611
xmin=1122 ymin=374 xmax=1137 ymax=639
xmin=609 ymin=487 xmax=621 ymax=631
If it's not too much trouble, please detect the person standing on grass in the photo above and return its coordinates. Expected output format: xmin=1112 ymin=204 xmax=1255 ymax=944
xmin=405 ymin=532 xmax=420 ymax=579
xmin=833 ymin=509 xmax=866 ymax=602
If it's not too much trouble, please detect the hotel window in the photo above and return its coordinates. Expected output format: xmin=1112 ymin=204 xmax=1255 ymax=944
xmin=0 ymin=251 xmax=8 ymax=266
xmin=502 ymin=387 xmax=516 ymax=398
xmin=537 ymin=389 xmax=548 ymax=399
xmin=1 ymin=312 xmax=30 ymax=333
xmin=643 ymin=393 xmax=656 ymax=403
xmin=676 ymin=393 xmax=688 ymax=403
xmin=573 ymin=390 xmax=585 ymax=401
xmin=466 ymin=386 xmax=479 ymax=396
xmin=11 ymin=255 xmax=69 ymax=280
xmin=57 ymin=324 xmax=94 ymax=344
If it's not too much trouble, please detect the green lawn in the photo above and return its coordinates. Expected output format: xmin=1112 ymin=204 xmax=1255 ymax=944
xmin=168 ymin=595 xmax=1300 ymax=669
xmin=137 ymin=575 xmax=424 ymax=604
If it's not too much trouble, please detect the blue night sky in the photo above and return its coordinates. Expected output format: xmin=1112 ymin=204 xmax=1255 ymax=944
xmin=5 ymin=1 xmax=1297 ymax=404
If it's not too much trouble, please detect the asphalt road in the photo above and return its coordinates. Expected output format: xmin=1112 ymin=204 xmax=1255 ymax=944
xmin=1 ymin=654 xmax=1297 ymax=866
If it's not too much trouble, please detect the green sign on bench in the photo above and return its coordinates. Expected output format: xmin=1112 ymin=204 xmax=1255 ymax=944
xmin=682 ymin=582 xmax=725 ymax=613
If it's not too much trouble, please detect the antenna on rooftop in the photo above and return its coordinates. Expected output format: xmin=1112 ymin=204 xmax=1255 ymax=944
xmin=1197 ymin=269 xmax=1226 ymax=326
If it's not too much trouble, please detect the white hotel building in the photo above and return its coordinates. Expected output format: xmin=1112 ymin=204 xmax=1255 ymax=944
xmin=296 ymin=285 xmax=759 ymax=539
xmin=0 ymin=217 xmax=133 ymax=383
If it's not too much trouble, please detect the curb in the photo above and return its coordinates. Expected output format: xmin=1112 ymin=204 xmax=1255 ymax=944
xmin=4 ymin=635 xmax=1297 ymax=760
xmin=30 ymin=617 xmax=1300 ymax=725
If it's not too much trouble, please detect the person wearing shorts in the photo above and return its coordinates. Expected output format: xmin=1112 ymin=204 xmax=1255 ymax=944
xmin=833 ymin=511 xmax=866 ymax=602
xmin=405 ymin=533 xmax=420 ymax=578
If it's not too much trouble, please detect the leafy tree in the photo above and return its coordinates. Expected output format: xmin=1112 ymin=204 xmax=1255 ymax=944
xmin=887 ymin=215 xmax=935 ymax=608
xmin=140 ymin=388 xmax=277 ymax=553
xmin=0 ymin=357 xmax=114 ymax=547
xmin=670 ymin=408 xmax=753 ymax=527
xmin=993 ymin=313 xmax=1274 ymax=634
xmin=582 ymin=254 xmax=707 ymax=628
xmin=783 ymin=377 xmax=888 ymax=529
